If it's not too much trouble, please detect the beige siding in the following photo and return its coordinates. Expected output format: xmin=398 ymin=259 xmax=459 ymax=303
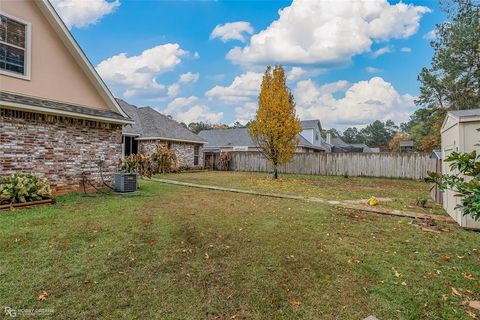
xmin=0 ymin=0 xmax=111 ymax=110
xmin=441 ymin=118 xmax=480 ymax=229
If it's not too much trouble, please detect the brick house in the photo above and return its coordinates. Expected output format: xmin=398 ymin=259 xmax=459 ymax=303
xmin=117 ymin=99 xmax=206 ymax=168
xmin=0 ymin=0 xmax=132 ymax=193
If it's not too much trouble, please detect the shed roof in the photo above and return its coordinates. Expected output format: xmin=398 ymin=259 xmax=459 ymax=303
xmin=448 ymin=109 xmax=480 ymax=119
xmin=118 ymin=99 xmax=206 ymax=144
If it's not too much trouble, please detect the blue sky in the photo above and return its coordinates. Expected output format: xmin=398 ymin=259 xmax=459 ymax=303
xmin=52 ymin=0 xmax=445 ymax=130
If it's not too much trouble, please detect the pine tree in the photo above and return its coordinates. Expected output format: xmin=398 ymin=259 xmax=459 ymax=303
xmin=249 ymin=66 xmax=301 ymax=179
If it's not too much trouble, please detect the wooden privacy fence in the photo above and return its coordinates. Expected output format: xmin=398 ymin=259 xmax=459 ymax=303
xmin=229 ymin=152 xmax=439 ymax=180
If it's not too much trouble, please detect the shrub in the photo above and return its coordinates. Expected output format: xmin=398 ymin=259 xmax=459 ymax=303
xmin=151 ymin=145 xmax=177 ymax=174
xmin=0 ymin=173 xmax=52 ymax=204
xmin=121 ymin=154 xmax=153 ymax=178
xmin=217 ymin=152 xmax=231 ymax=171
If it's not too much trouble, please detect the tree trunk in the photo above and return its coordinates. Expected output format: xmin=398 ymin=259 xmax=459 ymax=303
xmin=272 ymin=164 xmax=278 ymax=179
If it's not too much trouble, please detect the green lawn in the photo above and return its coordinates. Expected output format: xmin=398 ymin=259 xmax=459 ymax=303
xmin=1 ymin=179 xmax=479 ymax=319
xmin=159 ymin=171 xmax=446 ymax=215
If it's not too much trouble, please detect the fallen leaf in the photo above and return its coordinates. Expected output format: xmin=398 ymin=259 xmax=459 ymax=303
xmin=37 ymin=291 xmax=48 ymax=301
xmin=464 ymin=301 xmax=480 ymax=310
xmin=204 ymin=252 xmax=209 ymax=260
xmin=401 ymin=281 xmax=407 ymax=286
xmin=442 ymin=255 xmax=451 ymax=261
xmin=463 ymin=273 xmax=475 ymax=280
xmin=290 ymin=300 xmax=301 ymax=307
xmin=451 ymin=287 xmax=461 ymax=297
xmin=392 ymin=267 xmax=401 ymax=278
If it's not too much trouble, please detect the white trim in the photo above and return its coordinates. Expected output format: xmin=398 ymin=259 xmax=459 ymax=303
xmin=0 ymin=100 xmax=133 ymax=124
xmin=33 ymin=1 xmax=129 ymax=119
xmin=458 ymin=116 xmax=480 ymax=123
xmin=0 ymin=11 xmax=32 ymax=81
xmin=135 ymin=136 xmax=206 ymax=144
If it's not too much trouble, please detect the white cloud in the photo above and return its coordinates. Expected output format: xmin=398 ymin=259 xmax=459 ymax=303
xmin=372 ymin=45 xmax=394 ymax=57
xmin=96 ymin=44 xmax=188 ymax=99
xmin=234 ymin=102 xmax=257 ymax=124
xmin=179 ymin=72 xmax=200 ymax=84
xmin=210 ymin=21 xmax=254 ymax=43
xmin=205 ymin=72 xmax=263 ymax=104
xmin=164 ymin=96 xmax=198 ymax=115
xmin=293 ymin=77 xmax=416 ymax=128
xmin=176 ymin=105 xmax=224 ymax=124
xmin=366 ymin=67 xmax=383 ymax=74
xmin=424 ymin=29 xmax=438 ymax=40
xmin=287 ymin=67 xmax=306 ymax=81
xmin=226 ymin=0 xmax=430 ymax=65
xmin=400 ymin=47 xmax=412 ymax=53
xmin=51 ymin=0 xmax=120 ymax=29
xmin=163 ymin=96 xmax=223 ymax=124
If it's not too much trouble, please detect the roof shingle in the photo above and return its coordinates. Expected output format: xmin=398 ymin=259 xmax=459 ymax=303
xmin=117 ymin=99 xmax=205 ymax=143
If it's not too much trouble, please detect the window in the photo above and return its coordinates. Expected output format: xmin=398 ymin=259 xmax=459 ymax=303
xmin=193 ymin=145 xmax=199 ymax=166
xmin=0 ymin=13 xmax=31 ymax=79
xmin=123 ymin=136 xmax=138 ymax=157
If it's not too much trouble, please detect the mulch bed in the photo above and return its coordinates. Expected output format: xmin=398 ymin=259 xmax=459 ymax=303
xmin=0 ymin=198 xmax=55 ymax=211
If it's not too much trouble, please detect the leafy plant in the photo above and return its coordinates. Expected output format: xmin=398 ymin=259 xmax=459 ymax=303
xmin=416 ymin=197 xmax=428 ymax=208
xmin=428 ymin=131 xmax=480 ymax=220
xmin=0 ymin=173 xmax=52 ymax=204
xmin=151 ymin=145 xmax=177 ymax=174
xmin=121 ymin=154 xmax=153 ymax=178
xmin=217 ymin=152 xmax=231 ymax=171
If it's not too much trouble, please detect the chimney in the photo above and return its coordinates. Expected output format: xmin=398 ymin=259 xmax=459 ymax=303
xmin=326 ymin=133 xmax=331 ymax=145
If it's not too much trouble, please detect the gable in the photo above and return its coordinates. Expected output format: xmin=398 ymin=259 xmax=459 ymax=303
xmin=0 ymin=0 xmax=125 ymax=116
xmin=441 ymin=114 xmax=458 ymax=132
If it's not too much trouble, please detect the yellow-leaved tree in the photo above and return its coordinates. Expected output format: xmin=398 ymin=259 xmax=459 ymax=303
xmin=249 ymin=65 xmax=301 ymax=179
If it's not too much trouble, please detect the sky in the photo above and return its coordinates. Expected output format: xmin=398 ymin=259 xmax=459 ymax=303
xmin=51 ymin=0 xmax=445 ymax=131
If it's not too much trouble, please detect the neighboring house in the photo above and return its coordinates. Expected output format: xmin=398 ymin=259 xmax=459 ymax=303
xmin=326 ymin=134 xmax=374 ymax=153
xmin=0 ymin=0 xmax=132 ymax=193
xmin=399 ymin=140 xmax=415 ymax=153
xmin=117 ymin=100 xmax=206 ymax=168
xmin=441 ymin=109 xmax=480 ymax=229
xmin=198 ymin=127 xmax=325 ymax=169
xmin=299 ymin=120 xmax=332 ymax=151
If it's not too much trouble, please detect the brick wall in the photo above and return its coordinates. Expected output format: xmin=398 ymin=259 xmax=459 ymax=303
xmin=0 ymin=109 xmax=123 ymax=194
xmin=139 ymin=140 xmax=204 ymax=168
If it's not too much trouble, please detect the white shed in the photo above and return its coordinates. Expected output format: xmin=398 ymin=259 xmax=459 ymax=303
xmin=441 ymin=109 xmax=480 ymax=229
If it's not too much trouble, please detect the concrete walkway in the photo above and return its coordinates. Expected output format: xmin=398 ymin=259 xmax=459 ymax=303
xmin=151 ymin=178 xmax=454 ymax=223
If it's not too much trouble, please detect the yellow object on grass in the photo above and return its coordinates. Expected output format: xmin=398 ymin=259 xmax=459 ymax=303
xmin=367 ymin=196 xmax=379 ymax=206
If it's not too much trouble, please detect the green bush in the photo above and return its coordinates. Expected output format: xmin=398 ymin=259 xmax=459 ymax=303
xmin=0 ymin=173 xmax=52 ymax=204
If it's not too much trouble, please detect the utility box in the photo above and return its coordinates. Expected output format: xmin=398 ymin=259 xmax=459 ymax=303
xmin=114 ymin=173 xmax=138 ymax=193
xmin=441 ymin=109 xmax=480 ymax=229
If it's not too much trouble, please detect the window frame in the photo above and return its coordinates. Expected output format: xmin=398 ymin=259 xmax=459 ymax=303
xmin=0 ymin=11 xmax=32 ymax=81
xmin=193 ymin=145 xmax=199 ymax=166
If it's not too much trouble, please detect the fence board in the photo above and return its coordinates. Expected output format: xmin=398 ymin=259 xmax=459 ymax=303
xmin=229 ymin=152 xmax=437 ymax=180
